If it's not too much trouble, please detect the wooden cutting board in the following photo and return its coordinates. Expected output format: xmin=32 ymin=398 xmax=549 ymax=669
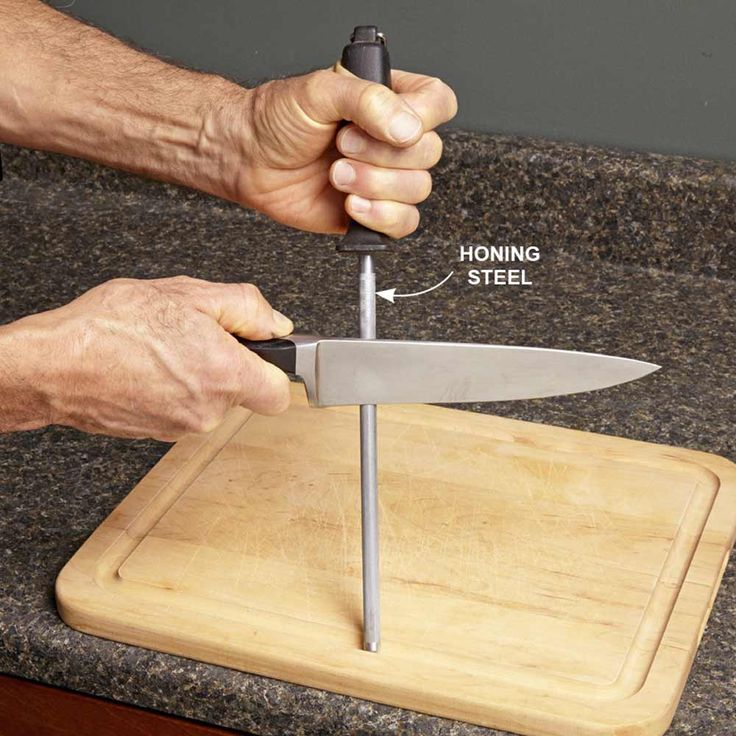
xmin=56 ymin=383 xmax=736 ymax=736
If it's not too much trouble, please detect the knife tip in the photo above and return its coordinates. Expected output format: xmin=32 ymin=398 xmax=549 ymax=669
xmin=639 ymin=361 xmax=661 ymax=376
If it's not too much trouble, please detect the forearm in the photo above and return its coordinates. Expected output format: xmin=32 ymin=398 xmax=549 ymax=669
xmin=0 ymin=0 xmax=247 ymax=198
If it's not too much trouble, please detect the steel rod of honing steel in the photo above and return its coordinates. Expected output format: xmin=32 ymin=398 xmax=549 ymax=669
xmin=359 ymin=255 xmax=379 ymax=652
xmin=337 ymin=24 xmax=393 ymax=653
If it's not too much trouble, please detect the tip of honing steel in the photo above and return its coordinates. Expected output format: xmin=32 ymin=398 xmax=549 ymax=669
xmin=364 ymin=640 xmax=379 ymax=653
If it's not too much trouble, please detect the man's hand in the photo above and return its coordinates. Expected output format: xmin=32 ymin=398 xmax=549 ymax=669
xmin=229 ymin=68 xmax=458 ymax=237
xmin=0 ymin=277 xmax=293 ymax=440
xmin=0 ymin=1 xmax=457 ymax=238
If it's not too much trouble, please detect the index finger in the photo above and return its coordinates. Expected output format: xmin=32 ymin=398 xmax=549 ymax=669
xmin=159 ymin=277 xmax=293 ymax=340
xmin=391 ymin=70 xmax=458 ymax=131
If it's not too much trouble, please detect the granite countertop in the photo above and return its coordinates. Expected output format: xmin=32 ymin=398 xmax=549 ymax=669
xmin=0 ymin=131 xmax=734 ymax=735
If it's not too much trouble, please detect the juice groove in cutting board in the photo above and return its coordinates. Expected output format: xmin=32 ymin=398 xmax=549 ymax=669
xmin=56 ymin=383 xmax=736 ymax=736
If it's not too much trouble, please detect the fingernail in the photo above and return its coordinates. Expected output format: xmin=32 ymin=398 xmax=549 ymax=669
xmin=389 ymin=111 xmax=422 ymax=143
xmin=272 ymin=309 xmax=294 ymax=334
xmin=340 ymin=128 xmax=366 ymax=155
xmin=350 ymin=195 xmax=371 ymax=214
xmin=332 ymin=159 xmax=356 ymax=186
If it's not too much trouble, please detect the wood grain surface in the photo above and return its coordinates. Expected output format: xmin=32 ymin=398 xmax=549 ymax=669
xmin=56 ymin=383 xmax=736 ymax=736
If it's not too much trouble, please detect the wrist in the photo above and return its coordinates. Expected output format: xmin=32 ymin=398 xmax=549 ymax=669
xmin=177 ymin=76 xmax=257 ymax=204
xmin=190 ymin=79 xmax=260 ymax=205
xmin=0 ymin=318 xmax=60 ymax=432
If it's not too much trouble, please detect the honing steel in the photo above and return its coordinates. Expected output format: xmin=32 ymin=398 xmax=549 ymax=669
xmin=240 ymin=27 xmax=659 ymax=655
xmin=335 ymin=25 xmax=393 ymax=654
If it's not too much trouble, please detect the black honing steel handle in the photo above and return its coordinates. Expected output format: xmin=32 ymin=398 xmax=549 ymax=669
xmin=337 ymin=25 xmax=392 ymax=255
xmin=236 ymin=337 xmax=297 ymax=374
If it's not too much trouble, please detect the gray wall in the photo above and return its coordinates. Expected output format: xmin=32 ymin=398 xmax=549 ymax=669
xmin=58 ymin=0 xmax=736 ymax=161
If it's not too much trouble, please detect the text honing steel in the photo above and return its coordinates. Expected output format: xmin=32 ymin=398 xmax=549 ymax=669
xmin=459 ymin=244 xmax=540 ymax=286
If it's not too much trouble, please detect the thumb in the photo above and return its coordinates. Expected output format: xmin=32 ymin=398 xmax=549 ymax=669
xmin=190 ymin=281 xmax=294 ymax=340
xmin=304 ymin=66 xmax=424 ymax=147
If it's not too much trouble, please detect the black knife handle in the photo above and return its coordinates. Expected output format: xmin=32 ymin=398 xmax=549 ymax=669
xmin=236 ymin=337 xmax=297 ymax=374
xmin=337 ymin=25 xmax=392 ymax=255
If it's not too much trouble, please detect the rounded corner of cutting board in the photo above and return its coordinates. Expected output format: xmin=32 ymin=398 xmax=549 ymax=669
xmin=694 ymin=447 xmax=736 ymax=488
xmin=604 ymin=690 xmax=680 ymax=736
xmin=52 ymin=397 xmax=736 ymax=736
xmin=54 ymin=559 xmax=92 ymax=632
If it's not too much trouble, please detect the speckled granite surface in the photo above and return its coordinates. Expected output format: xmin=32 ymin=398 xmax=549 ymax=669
xmin=0 ymin=132 xmax=734 ymax=735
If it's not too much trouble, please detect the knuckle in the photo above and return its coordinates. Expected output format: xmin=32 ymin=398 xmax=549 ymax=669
xmin=177 ymin=406 xmax=206 ymax=435
xmin=205 ymin=356 xmax=232 ymax=391
xmin=99 ymin=277 xmax=136 ymax=296
xmin=426 ymin=132 xmax=443 ymax=166
xmin=238 ymin=282 xmax=262 ymax=304
xmin=180 ymin=400 xmax=225 ymax=435
xmin=104 ymin=277 xmax=134 ymax=289
xmin=305 ymin=69 xmax=331 ymax=98
xmin=262 ymin=372 xmax=292 ymax=415
xmin=418 ymin=172 xmax=433 ymax=201
xmin=155 ymin=275 xmax=202 ymax=302
xmin=448 ymin=89 xmax=459 ymax=117
xmin=159 ymin=275 xmax=198 ymax=295
xmin=381 ymin=205 xmax=409 ymax=239
xmin=185 ymin=416 xmax=209 ymax=435
xmin=427 ymin=74 xmax=447 ymax=91
xmin=300 ymin=69 xmax=334 ymax=113
xmin=359 ymin=83 xmax=395 ymax=121
xmin=275 ymin=383 xmax=292 ymax=413
xmin=199 ymin=414 xmax=223 ymax=434
xmin=186 ymin=413 xmax=217 ymax=435
xmin=238 ymin=282 xmax=269 ymax=322
xmin=426 ymin=75 xmax=457 ymax=118
xmin=302 ymin=70 xmax=319 ymax=92
xmin=93 ymin=277 xmax=144 ymax=307
xmin=206 ymin=343 xmax=245 ymax=396
xmin=242 ymin=356 xmax=292 ymax=415
xmin=427 ymin=76 xmax=445 ymax=92
xmin=398 ymin=207 xmax=420 ymax=238
xmin=358 ymin=165 xmax=377 ymax=194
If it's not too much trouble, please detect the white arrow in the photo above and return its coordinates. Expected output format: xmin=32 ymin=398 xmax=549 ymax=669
xmin=377 ymin=271 xmax=454 ymax=304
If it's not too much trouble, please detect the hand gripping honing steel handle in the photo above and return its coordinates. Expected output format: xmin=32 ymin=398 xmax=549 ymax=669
xmin=339 ymin=25 xmax=392 ymax=653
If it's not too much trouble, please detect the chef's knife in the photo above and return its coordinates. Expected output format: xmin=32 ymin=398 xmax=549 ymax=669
xmin=238 ymin=334 xmax=659 ymax=407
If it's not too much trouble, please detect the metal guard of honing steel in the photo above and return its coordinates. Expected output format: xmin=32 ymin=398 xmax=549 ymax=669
xmin=237 ymin=334 xmax=660 ymax=407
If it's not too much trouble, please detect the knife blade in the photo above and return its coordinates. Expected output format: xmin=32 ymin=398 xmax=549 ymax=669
xmin=238 ymin=334 xmax=659 ymax=408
